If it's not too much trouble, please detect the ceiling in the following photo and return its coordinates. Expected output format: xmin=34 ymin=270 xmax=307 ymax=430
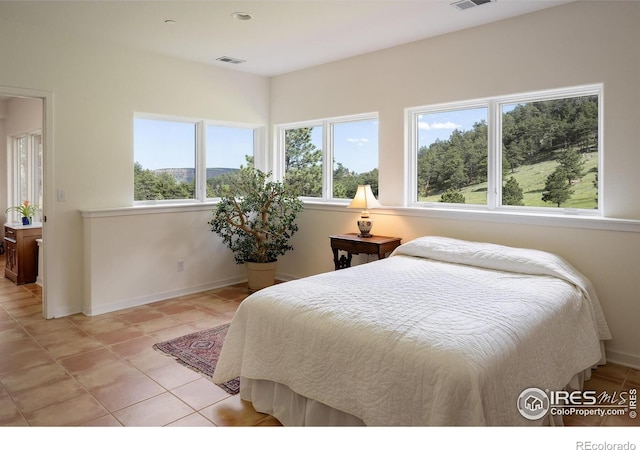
xmin=0 ymin=0 xmax=572 ymax=77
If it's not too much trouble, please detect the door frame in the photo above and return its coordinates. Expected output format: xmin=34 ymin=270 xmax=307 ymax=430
xmin=1 ymin=85 xmax=54 ymax=319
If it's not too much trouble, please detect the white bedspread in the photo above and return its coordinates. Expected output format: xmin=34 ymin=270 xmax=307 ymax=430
xmin=213 ymin=236 xmax=611 ymax=425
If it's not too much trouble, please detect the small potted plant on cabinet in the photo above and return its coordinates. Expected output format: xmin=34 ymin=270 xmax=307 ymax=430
xmin=5 ymin=200 xmax=39 ymax=225
xmin=209 ymin=165 xmax=303 ymax=291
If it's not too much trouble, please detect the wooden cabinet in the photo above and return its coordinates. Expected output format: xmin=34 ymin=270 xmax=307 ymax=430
xmin=330 ymin=233 xmax=402 ymax=270
xmin=4 ymin=223 xmax=42 ymax=285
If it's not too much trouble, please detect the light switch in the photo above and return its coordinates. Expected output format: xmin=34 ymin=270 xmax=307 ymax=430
xmin=57 ymin=189 xmax=66 ymax=202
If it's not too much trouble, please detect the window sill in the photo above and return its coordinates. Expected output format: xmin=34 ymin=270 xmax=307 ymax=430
xmin=79 ymin=200 xmax=640 ymax=233
xmin=79 ymin=201 xmax=219 ymax=218
xmin=303 ymin=201 xmax=640 ymax=233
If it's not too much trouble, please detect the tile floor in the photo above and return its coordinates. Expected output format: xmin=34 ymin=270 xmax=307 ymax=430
xmin=0 ymin=270 xmax=280 ymax=427
xmin=0 ymin=260 xmax=637 ymax=427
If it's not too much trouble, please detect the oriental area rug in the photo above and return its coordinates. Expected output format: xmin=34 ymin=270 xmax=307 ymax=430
xmin=153 ymin=323 xmax=240 ymax=395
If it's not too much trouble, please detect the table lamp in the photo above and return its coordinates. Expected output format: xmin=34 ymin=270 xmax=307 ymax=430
xmin=348 ymin=185 xmax=381 ymax=237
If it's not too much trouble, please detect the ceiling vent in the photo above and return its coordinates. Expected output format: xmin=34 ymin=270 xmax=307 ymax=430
xmin=451 ymin=0 xmax=494 ymax=11
xmin=216 ymin=56 xmax=246 ymax=65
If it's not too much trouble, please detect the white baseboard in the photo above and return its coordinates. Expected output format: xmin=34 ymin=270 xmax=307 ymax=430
xmin=81 ymin=276 xmax=247 ymax=317
xmin=85 ymin=271 xmax=301 ymax=317
xmin=51 ymin=304 xmax=81 ymax=319
xmin=275 ymin=271 xmax=300 ymax=282
xmin=605 ymin=348 xmax=640 ymax=370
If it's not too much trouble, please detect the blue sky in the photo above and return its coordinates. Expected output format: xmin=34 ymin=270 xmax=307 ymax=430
xmin=417 ymin=107 xmax=488 ymax=148
xmin=309 ymin=119 xmax=379 ymax=174
xmin=134 ymin=118 xmax=253 ymax=170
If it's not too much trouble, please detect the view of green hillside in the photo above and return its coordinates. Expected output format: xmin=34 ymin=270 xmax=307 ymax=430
xmin=420 ymin=151 xmax=598 ymax=209
xmin=134 ymin=162 xmax=241 ymax=200
xmin=417 ymin=95 xmax=599 ymax=209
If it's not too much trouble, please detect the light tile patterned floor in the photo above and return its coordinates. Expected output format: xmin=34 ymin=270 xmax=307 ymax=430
xmin=0 ymin=273 xmax=279 ymax=427
xmin=0 ymin=266 xmax=637 ymax=427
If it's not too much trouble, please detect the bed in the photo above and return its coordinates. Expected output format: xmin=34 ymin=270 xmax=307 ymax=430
xmin=212 ymin=236 xmax=612 ymax=426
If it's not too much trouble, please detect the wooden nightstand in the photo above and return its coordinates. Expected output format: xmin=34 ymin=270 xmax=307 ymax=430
xmin=330 ymin=233 xmax=402 ymax=270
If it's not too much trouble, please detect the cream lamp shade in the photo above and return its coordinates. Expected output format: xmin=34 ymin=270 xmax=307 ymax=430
xmin=347 ymin=185 xmax=382 ymax=237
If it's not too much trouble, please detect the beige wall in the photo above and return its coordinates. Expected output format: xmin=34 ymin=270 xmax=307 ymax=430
xmin=270 ymin=2 xmax=640 ymax=367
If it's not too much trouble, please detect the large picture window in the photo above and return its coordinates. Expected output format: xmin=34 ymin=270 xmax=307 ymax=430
xmin=408 ymin=85 xmax=601 ymax=214
xmin=134 ymin=115 xmax=260 ymax=202
xmin=279 ymin=113 xmax=379 ymax=201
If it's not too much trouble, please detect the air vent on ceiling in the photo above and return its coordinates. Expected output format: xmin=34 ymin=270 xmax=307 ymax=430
xmin=451 ymin=0 xmax=494 ymax=11
xmin=216 ymin=56 xmax=246 ymax=65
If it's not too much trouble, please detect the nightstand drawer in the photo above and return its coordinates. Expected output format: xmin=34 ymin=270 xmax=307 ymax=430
xmin=4 ymin=226 xmax=16 ymax=239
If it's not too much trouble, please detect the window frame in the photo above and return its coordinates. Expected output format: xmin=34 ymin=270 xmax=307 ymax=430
xmin=406 ymin=84 xmax=603 ymax=216
xmin=275 ymin=111 xmax=379 ymax=203
xmin=133 ymin=113 xmax=264 ymax=205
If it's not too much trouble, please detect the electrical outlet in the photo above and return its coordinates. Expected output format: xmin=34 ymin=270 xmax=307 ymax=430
xmin=177 ymin=260 xmax=184 ymax=272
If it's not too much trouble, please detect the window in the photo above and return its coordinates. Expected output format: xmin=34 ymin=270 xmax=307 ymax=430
xmin=133 ymin=115 xmax=260 ymax=202
xmin=7 ymin=131 xmax=43 ymax=221
xmin=279 ymin=113 xmax=379 ymax=201
xmin=134 ymin=117 xmax=196 ymax=201
xmin=332 ymin=119 xmax=379 ymax=199
xmin=415 ymin=106 xmax=488 ymax=206
xmin=408 ymin=85 xmax=601 ymax=214
xmin=282 ymin=125 xmax=323 ymax=198
xmin=206 ymin=125 xmax=255 ymax=198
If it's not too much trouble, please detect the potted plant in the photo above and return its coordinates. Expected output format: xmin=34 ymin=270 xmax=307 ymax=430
xmin=6 ymin=200 xmax=39 ymax=225
xmin=209 ymin=165 xmax=303 ymax=291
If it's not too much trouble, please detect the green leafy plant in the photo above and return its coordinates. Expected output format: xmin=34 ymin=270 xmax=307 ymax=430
xmin=6 ymin=200 xmax=38 ymax=219
xmin=209 ymin=166 xmax=304 ymax=264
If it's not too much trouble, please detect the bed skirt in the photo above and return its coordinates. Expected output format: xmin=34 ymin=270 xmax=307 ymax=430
xmin=240 ymin=343 xmax=607 ymax=427
xmin=241 ymin=377 xmax=365 ymax=426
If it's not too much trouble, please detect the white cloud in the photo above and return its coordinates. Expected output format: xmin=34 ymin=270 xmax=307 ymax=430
xmin=433 ymin=121 xmax=461 ymax=129
xmin=347 ymin=138 xmax=369 ymax=146
xmin=418 ymin=121 xmax=461 ymax=131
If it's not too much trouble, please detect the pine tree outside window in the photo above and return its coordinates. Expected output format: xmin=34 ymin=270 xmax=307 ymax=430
xmin=279 ymin=113 xmax=379 ymax=201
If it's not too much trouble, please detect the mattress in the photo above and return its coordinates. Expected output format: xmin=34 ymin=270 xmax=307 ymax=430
xmin=213 ymin=236 xmax=611 ymax=425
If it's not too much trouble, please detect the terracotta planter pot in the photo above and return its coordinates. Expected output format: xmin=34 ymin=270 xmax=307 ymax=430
xmin=246 ymin=261 xmax=277 ymax=292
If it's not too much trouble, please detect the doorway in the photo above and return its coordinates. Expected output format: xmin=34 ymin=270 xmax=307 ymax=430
xmin=1 ymin=85 xmax=52 ymax=319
